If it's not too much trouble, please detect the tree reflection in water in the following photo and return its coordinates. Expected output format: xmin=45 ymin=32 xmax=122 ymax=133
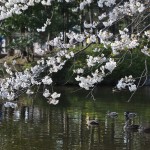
xmin=0 ymin=86 xmax=150 ymax=149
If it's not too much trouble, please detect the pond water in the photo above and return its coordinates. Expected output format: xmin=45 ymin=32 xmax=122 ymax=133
xmin=0 ymin=86 xmax=150 ymax=150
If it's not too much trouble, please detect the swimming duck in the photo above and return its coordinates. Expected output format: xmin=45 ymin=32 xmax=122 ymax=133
xmin=123 ymin=120 xmax=139 ymax=132
xmin=124 ymin=111 xmax=137 ymax=120
xmin=107 ymin=111 xmax=118 ymax=118
xmin=138 ymin=126 xmax=150 ymax=133
xmin=86 ymin=116 xmax=99 ymax=126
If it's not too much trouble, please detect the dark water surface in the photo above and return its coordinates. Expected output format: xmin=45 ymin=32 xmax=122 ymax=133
xmin=0 ymin=86 xmax=150 ymax=150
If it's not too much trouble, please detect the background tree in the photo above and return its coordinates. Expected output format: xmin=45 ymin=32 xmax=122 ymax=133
xmin=0 ymin=0 xmax=149 ymax=104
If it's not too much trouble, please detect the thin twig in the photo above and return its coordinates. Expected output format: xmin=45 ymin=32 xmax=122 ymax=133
xmin=127 ymin=60 xmax=147 ymax=102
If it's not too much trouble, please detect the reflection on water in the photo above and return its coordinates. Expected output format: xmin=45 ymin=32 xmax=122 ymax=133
xmin=0 ymin=86 xmax=150 ymax=150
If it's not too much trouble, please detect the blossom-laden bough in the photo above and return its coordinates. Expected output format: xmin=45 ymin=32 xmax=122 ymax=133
xmin=0 ymin=0 xmax=149 ymax=107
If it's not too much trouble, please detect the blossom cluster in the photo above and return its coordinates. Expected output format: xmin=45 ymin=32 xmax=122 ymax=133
xmin=101 ymin=0 xmax=145 ymax=28
xmin=86 ymin=54 xmax=106 ymax=67
xmin=116 ymin=75 xmax=137 ymax=92
xmin=0 ymin=0 xmax=72 ymax=20
xmin=144 ymin=30 xmax=150 ymax=39
xmin=47 ymin=26 xmax=140 ymax=56
xmin=4 ymin=101 xmax=18 ymax=108
xmin=43 ymin=89 xmax=61 ymax=105
xmin=111 ymin=28 xmax=139 ymax=55
xmin=0 ymin=49 xmax=74 ymax=104
xmin=84 ymin=21 xmax=99 ymax=29
xmin=79 ymin=0 xmax=116 ymax=10
xmin=141 ymin=46 xmax=150 ymax=56
xmin=37 ymin=18 xmax=51 ymax=32
xmin=33 ymin=43 xmax=47 ymax=55
xmin=97 ymin=0 xmax=116 ymax=8
xmin=75 ymin=58 xmax=116 ymax=90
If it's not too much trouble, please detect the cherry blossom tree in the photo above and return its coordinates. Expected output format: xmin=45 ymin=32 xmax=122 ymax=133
xmin=0 ymin=0 xmax=150 ymax=107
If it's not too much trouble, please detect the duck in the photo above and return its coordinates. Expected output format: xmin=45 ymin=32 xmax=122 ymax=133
xmin=86 ymin=116 xmax=99 ymax=126
xmin=124 ymin=111 xmax=137 ymax=120
xmin=123 ymin=120 xmax=139 ymax=132
xmin=138 ymin=126 xmax=150 ymax=134
xmin=106 ymin=111 xmax=118 ymax=118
